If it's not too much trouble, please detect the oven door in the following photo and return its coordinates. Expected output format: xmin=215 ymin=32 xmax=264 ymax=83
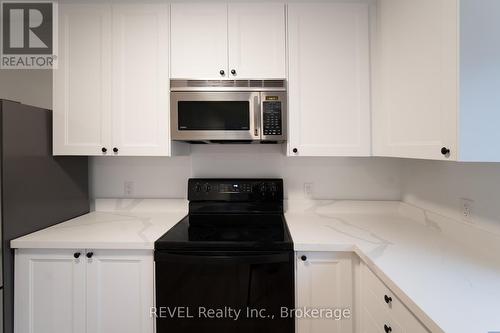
xmin=155 ymin=251 xmax=294 ymax=333
xmin=171 ymin=92 xmax=261 ymax=142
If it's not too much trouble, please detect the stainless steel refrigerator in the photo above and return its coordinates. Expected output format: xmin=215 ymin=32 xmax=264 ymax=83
xmin=0 ymin=99 xmax=89 ymax=333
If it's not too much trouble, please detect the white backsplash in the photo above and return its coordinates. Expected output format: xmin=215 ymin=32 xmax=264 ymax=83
xmin=91 ymin=145 xmax=403 ymax=200
xmin=401 ymin=159 xmax=500 ymax=235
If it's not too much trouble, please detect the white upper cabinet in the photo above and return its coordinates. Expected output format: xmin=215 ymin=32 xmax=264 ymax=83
xmin=287 ymin=2 xmax=371 ymax=157
xmin=374 ymin=0 xmax=500 ymax=162
xmin=228 ymin=3 xmax=286 ymax=79
xmin=112 ymin=4 xmax=170 ymax=156
xmin=53 ymin=4 xmax=112 ymax=156
xmin=170 ymin=3 xmax=228 ymax=79
xmin=372 ymin=0 xmax=458 ymax=161
xmin=54 ymin=2 xmax=175 ymax=156
xmin=171 ymin=3 xmax=286 ymax=79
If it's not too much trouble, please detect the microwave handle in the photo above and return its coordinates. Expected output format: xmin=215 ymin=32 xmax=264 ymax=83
xmin=254 ymin=95 xmax=261 ymax=137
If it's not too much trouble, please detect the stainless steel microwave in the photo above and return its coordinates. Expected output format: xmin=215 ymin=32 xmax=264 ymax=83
xmin=170 ymin=80 xmax=287 ymax=143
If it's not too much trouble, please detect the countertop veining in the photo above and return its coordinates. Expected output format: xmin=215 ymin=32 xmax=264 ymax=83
xmin=11 ymin=198 xmax=500 ymax=333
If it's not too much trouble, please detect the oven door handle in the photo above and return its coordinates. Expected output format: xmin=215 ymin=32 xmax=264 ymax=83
xmin=155 ymin=252 xmax=290 ymax=265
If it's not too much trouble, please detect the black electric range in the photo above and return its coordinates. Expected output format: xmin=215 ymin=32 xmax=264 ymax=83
xmin=154 ymin=179 xmax=294 ymax=333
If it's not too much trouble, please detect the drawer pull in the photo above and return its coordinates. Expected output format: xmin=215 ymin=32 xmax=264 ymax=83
xmin=384 ymin=324 xmax=392 ymax=333
xmin=384 ymin=294 xmax=393 ymax=304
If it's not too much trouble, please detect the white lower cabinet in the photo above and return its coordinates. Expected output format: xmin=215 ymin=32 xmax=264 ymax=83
xmin=296 ymin=252 xmax=356 ymax=333
xmin=14 ymin=249 xmax=154 ymax=333
xmin=296 ymin=253 xmax=431 ymax=333
xmin=357 ymin=262 xmax=430 ymax=333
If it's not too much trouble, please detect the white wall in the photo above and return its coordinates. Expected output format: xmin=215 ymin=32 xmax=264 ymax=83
xmin=91 ymin=145 xmax=403 ymax=200
xmin=0 ymin=70 xmax=52 ymax=109
xmin=401 ymin=159 xmax=500 ymax=234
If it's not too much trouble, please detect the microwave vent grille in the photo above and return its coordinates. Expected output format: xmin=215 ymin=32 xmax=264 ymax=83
xmin=171 ymin=80 xmax=286 ymax=91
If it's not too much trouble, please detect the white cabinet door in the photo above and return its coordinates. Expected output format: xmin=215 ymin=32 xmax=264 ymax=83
xmin=112 ymin=4 xmax=170 ymax=156
xmin=170 ymin=3 xmax=228 ymax=79
xmin=228 ymin=3 xmax=286 ymax=79
xmin=14 ymin=249 xmax=86 ymax=333
xmin=296 ymin=252 xmax=354 ymax=333
xmin=372 ymin=0 xmax=458 ymax=160
xmin=53 ymin=4 xmax=112 ymax=156
xmin=86 ymin=250 xmax=154 ymax=333
xmin=288 ymin=3 xmax=371 ymax=157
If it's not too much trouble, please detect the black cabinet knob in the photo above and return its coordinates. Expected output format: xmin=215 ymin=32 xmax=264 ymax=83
xmin=384 ymin=295 xmax=393 ymax=304
xmin=113 ymin=147 xmax=118 ymax=153
xmin=219 ymin=70 xmax=225 ymax=76
xmin=231 ymin=69 xmax=236 ymax=75
xmin=101 ymin=147 xmax=107 ymax=153
xmin=293 ymin=148 xmax=298 ymax=154
xmin=73 ymin=252 xmax=81 ymax=259
xmin=301 ymin=255 xmax=307 ymax=261
xmin=384 ymin=324 xmax=392 ymax=333
xmin=86 ymin=252 xmax=94 ymax=259
xmin=441 ymin=147 xmax=450 ymax=156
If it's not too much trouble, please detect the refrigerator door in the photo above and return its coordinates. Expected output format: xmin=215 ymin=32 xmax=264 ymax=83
xmin=1 ymin=100 xmax=89 ymax=333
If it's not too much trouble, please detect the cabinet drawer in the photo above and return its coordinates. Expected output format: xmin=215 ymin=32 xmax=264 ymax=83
xmin=361 ymin=283 xmax=403 ymax=333
xmin=361 ymin=264 xmax=430 ymax=333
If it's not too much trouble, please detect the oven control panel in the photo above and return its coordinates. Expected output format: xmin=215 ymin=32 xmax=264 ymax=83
xmin=188 ymin=179 xmax=283 ymax=202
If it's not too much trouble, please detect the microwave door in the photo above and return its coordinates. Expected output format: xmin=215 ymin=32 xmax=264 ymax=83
xmin=171 ymin=92 xmax=260 ymax=142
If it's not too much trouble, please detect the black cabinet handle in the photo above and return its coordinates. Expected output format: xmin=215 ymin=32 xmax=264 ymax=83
xmin=113 ymin=147 xmax=118 ymax=153
xmin=231 ymin=69 xmax=236 ymax=75
xmin=384 ymin=324 xmax=392 ymax=333
xmin=101 ymin=147 xmax=107 ymax=153
xmin=73 ymin=252 xmax=81 ymax=259
xmin=293 ymin=148 xmax=298 ymax=154
xmin=384 ymin=295 xmax=393 ymax=304
xmin=219 ymin=70 xmax=225 ymax=76
xmin=86 ymin=252 xmax=94 ymax=259
xmin=441 ymin=147 xmax=450 ymax=156
xmin=301 ymin=255 xmax=307 ymax=261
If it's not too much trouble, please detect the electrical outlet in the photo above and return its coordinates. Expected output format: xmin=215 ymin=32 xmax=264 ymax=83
xmin=460 ymin=198 xmax=474 ymax=223
xmin=124 ymin=181 xmax=134 ymax=197
xmin=304 ymin=183 xmax=314 ymax=199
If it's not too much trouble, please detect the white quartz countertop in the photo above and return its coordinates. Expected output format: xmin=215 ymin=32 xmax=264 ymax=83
xmin=10 ymin=199 xmax=188 ymax=250
xmin=11 ymin=199 xmax=500 ymax=333
xmin=285 ymin=200 xmax=500 ymax=333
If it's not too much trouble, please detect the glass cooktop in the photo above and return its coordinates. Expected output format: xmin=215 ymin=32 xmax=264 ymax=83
xmin=155 ymin=214 xmax=293 ymax=251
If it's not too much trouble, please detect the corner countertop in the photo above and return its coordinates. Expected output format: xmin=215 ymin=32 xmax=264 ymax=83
xmin=11 ymin=199 xmax=500 ymax=333
xmin=285 ymin=200 xmax=500 ymax=333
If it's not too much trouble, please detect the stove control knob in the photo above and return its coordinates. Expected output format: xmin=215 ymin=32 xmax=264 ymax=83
xmin=259 ymin=183 xmax=267 ymax=196
xmin=194 ymin=184 xmax=202 ymax=192
xmin=203 ymin=184 xmax=211 ymax=192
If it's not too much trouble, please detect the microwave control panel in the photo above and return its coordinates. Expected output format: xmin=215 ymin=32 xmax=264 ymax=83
xmin=263 ymin=98 xmax=283 ymax=136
